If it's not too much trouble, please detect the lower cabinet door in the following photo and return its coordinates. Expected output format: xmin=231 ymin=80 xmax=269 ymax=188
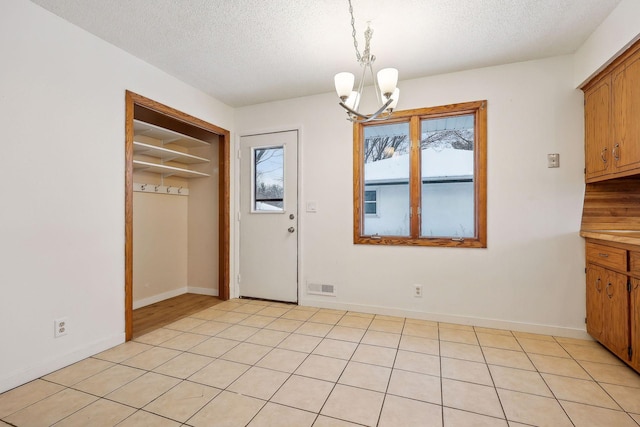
xmin=586 ymin=264 xmax=605 ymax=341
xmin=632 ymin=278 xmax=640 ymax=370
xmin=602 ymin=270 xmax=630 ymax=361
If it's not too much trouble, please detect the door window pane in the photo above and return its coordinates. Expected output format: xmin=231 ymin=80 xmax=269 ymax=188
xmin=254 ymin=147 xmax=284 ymax=212
xmin=420 ymin=115 xmax=475 ymax=237
xmin=363 ymin=122 xmax=410 ymax=236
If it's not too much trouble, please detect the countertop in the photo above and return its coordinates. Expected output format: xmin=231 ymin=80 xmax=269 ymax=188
xmin=580 ymin=230 xmax=640 ymax=246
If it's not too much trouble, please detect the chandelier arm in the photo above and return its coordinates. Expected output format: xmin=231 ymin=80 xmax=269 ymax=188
xmin=356 ymin=61 xmax=368 ymax=97
xmin=369 ymin=60 xmax=384 ymax=106
xmin=360 ymin=99 xmax=394 ymax=122
xmin=338 ymin=98 xmax=394 ymax=122
xmin=338 ymin=101 xmax=369 ymax=119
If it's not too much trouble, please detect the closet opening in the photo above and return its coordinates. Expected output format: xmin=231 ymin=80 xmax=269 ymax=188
xmin=124 ymin=91 xmax=230 ymax=341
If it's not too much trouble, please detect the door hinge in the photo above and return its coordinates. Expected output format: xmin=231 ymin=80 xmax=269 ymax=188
xmin=237 ymin=212 xmax=241 ymax=221
xmin=629 ymin=346 xmax=633 ymax=359
xmin=237 ymin=149 xmax=242 ymax=159
xmin=584 ymin=167 xmax=586 ymax=174
xmin=585 ymin=267 xmax=587 ymax=274
xmin=237 ymin=273 xmax=241 ymax=283
xmin=628 ymin=279 xmax=632 ymax=292
xmin=585 ymin=316 xmax=587 ymax=324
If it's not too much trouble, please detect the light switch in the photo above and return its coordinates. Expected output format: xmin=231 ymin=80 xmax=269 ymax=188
xmin=306 ymin=201 xmax=317 ymax=213
xmin=547 ymin=153 xmax=560 ymax=168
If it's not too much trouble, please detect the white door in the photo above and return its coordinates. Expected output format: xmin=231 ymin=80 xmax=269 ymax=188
xmin=239 ymin=130 xmax=298 ymax=302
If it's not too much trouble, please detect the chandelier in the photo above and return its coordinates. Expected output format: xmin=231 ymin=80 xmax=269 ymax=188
xmin=334 ymin=0 xmax=399 ymax=123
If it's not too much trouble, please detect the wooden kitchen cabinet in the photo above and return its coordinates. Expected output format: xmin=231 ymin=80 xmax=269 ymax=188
xmin=583 ymin=44 xmax=640 ymax=182
xmin=585 ymin=240 xmax=637 ymax=371
xmin=631 ymin=278 xmax=640 ymax=372
xmin=585 ymin=242 xmax=630 ymax=362
xmin=581 ymin=39 xmax=640 ymax=373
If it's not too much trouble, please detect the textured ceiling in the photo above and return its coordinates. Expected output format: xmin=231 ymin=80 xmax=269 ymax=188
xmin=30 ymin=0 xmax=621 ymax=107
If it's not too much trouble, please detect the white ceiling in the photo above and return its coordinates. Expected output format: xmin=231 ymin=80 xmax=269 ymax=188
xmin=30 ymin=0 xmax=621 ymax=108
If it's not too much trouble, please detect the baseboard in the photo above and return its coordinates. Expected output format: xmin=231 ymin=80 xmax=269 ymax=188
xmin=299 ymin=298 xmax=591 ymax=340
xmin=187 ymin=286 xmax=218 ymax=297
xmin=133 ymin=286 xmax=219 ymax=309
xmin=0 ymin=333 xmax=125 ymax=394
xmin=133 ymin=287 xmax=188 ymax=309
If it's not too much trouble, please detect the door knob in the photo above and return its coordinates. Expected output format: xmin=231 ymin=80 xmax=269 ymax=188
xmin=288 ymin=227 xmax=295 ymax=233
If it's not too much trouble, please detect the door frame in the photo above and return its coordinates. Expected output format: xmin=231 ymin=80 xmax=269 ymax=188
xmin=124 ymin=91 xmax=230 ymax=341
xmin=235 ymin=128 xmax=302 ymax=302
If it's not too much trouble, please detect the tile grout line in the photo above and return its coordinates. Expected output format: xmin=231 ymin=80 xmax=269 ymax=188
xmin=438 ymin=321 xmax=444 ymax=427
xmin=472 ymin=325 xmax=509 ymax=424
xmin=552 ymin=337 xmax=633 ymax=417
xmin=313 ymin=309 xmax=370 ymax=426
xmin=373 ymin=316 xmax=406 ymax=427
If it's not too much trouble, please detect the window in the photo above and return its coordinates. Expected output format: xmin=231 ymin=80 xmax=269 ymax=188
xmin=254 ymin=147 xmax=284 ymax=212
xmin=364 ymin=190 xmax=378 ymax=215
xmin=354 ymin=101 xmax=487 ymax=247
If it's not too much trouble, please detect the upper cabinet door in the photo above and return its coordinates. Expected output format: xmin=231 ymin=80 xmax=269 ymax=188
xmin=585 ymin=78 xmax=612 ymax=181
xmin=613 ymin=49 xmax=640 ymax=175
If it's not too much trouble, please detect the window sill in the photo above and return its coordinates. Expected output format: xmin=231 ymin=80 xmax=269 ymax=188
xmin=355 ymin=236 xmax=486 ymax=248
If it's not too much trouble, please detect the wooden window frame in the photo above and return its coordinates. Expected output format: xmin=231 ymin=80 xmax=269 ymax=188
xmin=353 ymin=100 xmax=487 ymax=248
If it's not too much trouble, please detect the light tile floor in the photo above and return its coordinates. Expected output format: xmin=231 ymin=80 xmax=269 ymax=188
xmin=2 ymin=299 xmax=640 ymax=426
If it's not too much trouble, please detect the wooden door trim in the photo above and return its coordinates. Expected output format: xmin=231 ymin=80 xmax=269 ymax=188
xmin=125 ymin=90 xmax=230 ymax=341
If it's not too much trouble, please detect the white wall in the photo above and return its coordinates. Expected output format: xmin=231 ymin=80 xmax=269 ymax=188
xmin=0 ymin=0 xmax=233 ymax=393
xmin=236 ymin=54 xmax=587 ymax=338
xmin=574 ymin=0 xmax=640 ymax=87
xmin=188 ymin=141 xmax=221 ymax=296
xmin=133 ymin=192 xmax=188 ymax=307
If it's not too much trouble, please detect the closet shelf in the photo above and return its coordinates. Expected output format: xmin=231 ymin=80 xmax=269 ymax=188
xmin=133 ymin=160 xmax=210 ymax=178
xmin=133 ymin=141 xmax=209 ymax=164
xmin=134 ymin=120 xmax=211 ymax=149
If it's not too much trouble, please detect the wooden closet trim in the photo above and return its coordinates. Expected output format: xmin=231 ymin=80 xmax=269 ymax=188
xmin=124 ymin=90 xmax=230 ymax=341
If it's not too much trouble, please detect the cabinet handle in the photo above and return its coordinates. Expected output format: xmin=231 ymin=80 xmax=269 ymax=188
xmin=598 ymin=253 xmax=609 ymax=258
xmin=606 ymin=282 xmax=613 ymax=299
xmin=613 ymin=143 xmax=620 ymax=162
xmin=595 ymin=277 xmax=602 ymax=292
xmin=601 ymin=147 xmax=608 ymax=163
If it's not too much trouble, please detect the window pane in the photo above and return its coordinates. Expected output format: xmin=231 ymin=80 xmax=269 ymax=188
xmin=364 ymin=190 xmax=377 ymax=215
xmin=254 ymin=147 xmax=284 ymax=212
xmin=364 ymin=202 xmax=377 ymax=215
xmin=420 ymin=115 xmax=475 ymax=237
xmin=364 ymin=190 xmax=377 ymax=202
xmin=363 ymin=122 xmax=410 ymax=236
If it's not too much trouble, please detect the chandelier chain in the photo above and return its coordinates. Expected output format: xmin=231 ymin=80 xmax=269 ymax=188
xmin=336 ymin=0 xmax=396 ymax=122
xmin=347 ymin=0 xmax=362 ymax=63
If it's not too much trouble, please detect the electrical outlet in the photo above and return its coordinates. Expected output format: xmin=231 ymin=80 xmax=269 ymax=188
xmin=54 ymin=317 xmax=68 ymax=338
xmin=414 ymin=285 xmax=423 ymax=297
